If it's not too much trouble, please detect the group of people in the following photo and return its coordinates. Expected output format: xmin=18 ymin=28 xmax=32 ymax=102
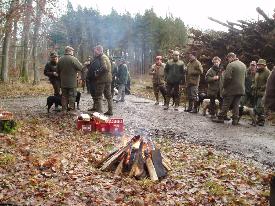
xmin=149 ymin=50 xmax=274 ymax=126
xmin=44 ymin=45 xmax=130 ymax=116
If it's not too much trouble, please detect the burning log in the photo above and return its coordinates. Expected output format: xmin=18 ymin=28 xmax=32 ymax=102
xmin=99 ymin=135 xmax=169 ymax=181
xmin=145 ymin=157 xmax=158 ymax=181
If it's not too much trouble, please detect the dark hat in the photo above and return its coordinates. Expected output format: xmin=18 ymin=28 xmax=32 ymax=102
xmin=50 ymin=52 xmax=58 ymax=57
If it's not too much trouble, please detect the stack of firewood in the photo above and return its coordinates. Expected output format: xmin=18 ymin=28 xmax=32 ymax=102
xmin=183 ymin=7 xmax=275 ymax=69
xmin=96 ymin=135 xmax=171 ymax=181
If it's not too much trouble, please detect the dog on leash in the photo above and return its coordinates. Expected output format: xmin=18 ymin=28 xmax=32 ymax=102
xmin=46 ymin=92 xmax=81 ymax=113
xmin=238 ymin=105 xmax=256 ymax=126
xmin=201 ymin=99 xmax=219 ymax=116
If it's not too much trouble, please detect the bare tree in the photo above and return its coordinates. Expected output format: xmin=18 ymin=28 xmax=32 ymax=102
xmin=1 ymin=0 xmax=19 ymax=82
xmin=32 ymin=0 xmax=46 ymax=84
xmin=20 ymin=0 xmax=33 ymax=82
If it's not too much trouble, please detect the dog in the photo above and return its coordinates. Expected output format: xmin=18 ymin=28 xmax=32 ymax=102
xmin=46 ymin=92 xmax=81 ymax=113
xmin=201 ymin=99 xmax=219 ymax=116
xmin=238 ymin=105 xmax=256 ymax=126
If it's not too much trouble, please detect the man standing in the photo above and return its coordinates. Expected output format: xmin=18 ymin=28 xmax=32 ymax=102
xmin=241 ymin=61 xmax=257 ymax=107
xmin=264 ymin=66 xmax=275 ymax=126
xmin=44 ymin=52 xmax=60 ymax=111
xmin=81 ymin=57 xmax=91 ymax=93
xmin=185 ymin=51 xmax=203 ymax=113
xmin=149 ymin=56 xmax=166 ymax=105
xmin=111 ymin=58 xmax=118 ymax=97
xmin=57 ymin=46 xmax=83 ymax=112
xmin=164 ymin=51 xmax=185 ymax=111
xmin=212 ymin=52 xmax=246 ymax=125
xmin=252 ymin=59 xmax=270 ymax=126
xmin=205 ymin=56 xmax=222 ymax=118
xmin=92 ymin=45 xmax=113 ymax=115
xmin=115 ymin=58 xmax=129 ymax=103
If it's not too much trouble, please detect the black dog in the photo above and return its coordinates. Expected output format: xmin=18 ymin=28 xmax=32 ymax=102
xmin=46 ymin=92 xmax=81 ymax=113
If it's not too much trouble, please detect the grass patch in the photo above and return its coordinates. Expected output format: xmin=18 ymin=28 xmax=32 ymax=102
xmin=0 ymin=153 xmax=16 ymax=167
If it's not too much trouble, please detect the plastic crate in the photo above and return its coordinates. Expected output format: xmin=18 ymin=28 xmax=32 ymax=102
xmin=76 ymin=119 xmax=95 ymax=132
xmin=95 ymin=122 xmax=109 ymax=133
xmin=94 ymin=118 xmax=124 ymax=134
xmin=108 ymin=118 xmax=124 ymax=134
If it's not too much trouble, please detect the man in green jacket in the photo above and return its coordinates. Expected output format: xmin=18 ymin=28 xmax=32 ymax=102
xmin=93 ymin=45 xmax=113 ymax=115
xmin=185 ymin=51 xmax=203 ymax=113
xmin=163 ymin=51 xmax=185 ymax=111
xmin=252 ymin=59 xmax=270 ymax=126
xmin=241 ymin=61 xmax=257 ymax=107
xmin=149 ymin=56 xmax=166 ymax=105
xmin=115 ymin=58 xmax=129 ymax=103
xmin=212 ymin=52 xmax=246 ymax=125
xmin=205 ymin=56 xmax=222 ymax=118
xmin=57 ymin=46 xmax=83 ymax=112
xmin=264 ymin=66 xmax=275 ymax=126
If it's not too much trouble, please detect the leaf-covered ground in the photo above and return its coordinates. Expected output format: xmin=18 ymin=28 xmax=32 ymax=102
xmin=0 ymin=80 xmax=274 ymax=205
xmin=0 ymin=81 xmax=52 ymax=99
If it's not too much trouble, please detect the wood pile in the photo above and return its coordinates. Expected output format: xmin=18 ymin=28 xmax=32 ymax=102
xmin=96 ymin=135 xmax=171 ymax=181
xmin=181 ymin=7 xmax=275 ymax=92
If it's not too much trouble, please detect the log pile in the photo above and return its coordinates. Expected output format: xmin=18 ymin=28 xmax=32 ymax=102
xmin=181 ymin=7 xmax=275 ymax=91
xmin=97 ymin=135 xmax=171 ymax=181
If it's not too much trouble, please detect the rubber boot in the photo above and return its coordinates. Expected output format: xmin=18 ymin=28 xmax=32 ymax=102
xmin=163 ymin=96 xmax=170 ymax=110
xmin=232 ymin=118 xmax=239 ymax=125
xmin=154 ymin=94 xmax=159 ymax=105
xmin=94 ymin=99 xmax=103 ymax=113
xmin=61 ymin=95 xmax=68 ymax=111
xmin=184 ymin=100 xmax=193 ymax=112
xmin=189 ymin=101 xmax=199 ymax=113
xmin=104 ymin=98 xmax=113 ymax=116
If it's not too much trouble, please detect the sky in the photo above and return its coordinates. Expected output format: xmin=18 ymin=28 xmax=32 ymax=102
xmin=68 ymin=0 xmax=274 ymax=31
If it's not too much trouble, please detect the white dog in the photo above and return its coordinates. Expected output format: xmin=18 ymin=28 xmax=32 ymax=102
xmin=238 ymin=105 xmax=256 ymax=126
xmin=201 ymin=99 xmax=219 ymax=116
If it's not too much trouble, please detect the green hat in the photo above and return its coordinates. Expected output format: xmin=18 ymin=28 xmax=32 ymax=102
xmin=257 ymin=59 xmax=266 ymax=66
xmin=50 ymin=52 xmax=58 ymax=57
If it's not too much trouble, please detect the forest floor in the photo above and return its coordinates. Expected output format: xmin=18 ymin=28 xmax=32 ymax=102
xmin=0 ymin=78 xmax=274 ymax=205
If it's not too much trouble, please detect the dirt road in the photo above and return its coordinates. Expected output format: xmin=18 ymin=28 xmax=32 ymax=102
xmin=2 ymin=93 xmax=275 ymax=167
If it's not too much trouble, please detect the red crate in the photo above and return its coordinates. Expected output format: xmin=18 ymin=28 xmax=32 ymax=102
xmin=76 ymin=119 xmax=95 ymax=132
xmin=108 ymin=118 xmax=124 ymax=134
xmin=94 ymin=118 xmax=124 ymax=134
xmin=95 ymin=121 xmax=109 ymax=133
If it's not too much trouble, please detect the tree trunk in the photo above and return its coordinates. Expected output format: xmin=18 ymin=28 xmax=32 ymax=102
xmin=1 ymin=0 xmax=18 ymax=82
xmin=21 ymin=0 xmax=33 ymax=83
xmin=11 ymin=20 xmax=18 ymax=70
xmin=1 ymin=27 xmax=12 ymax=82
xmin=32 ymin=0 xmax=45 ymax=85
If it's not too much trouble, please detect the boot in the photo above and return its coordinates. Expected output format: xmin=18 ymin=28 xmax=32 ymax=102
xmin=189 ymin=101 xmax=198 ymax=113
xmin=94 ymin=99 xmax=103 ymax=113
xmin=256 ymin=114 xmax=265 ymax=126
xmin=163 ymin=97 xmax=170 ymax=110
xmin=184 ymin=100 xmax=193 ymax=112
xmin=61 ymin=95 xmax=68 ymax=111
xmin=104 ymin=99 xmax=113 ymax=116
xmin=212 ymin=116 xmax=224 ymax=123
xmin=232 ymin=118 xmax=239 ymax=125
xmin=154 ymin=94 xmax=159 ymax=105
